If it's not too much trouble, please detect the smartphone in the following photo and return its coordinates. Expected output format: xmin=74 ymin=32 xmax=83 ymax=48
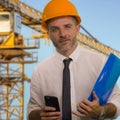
xmin=44 ymin=96 xmax=60 ymax=111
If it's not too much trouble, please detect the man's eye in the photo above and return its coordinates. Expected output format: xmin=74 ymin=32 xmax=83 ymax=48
xmin=65 ymin=25 xmax=72 ymax=29
xmin=50 ymin=28 xmax=58 ymax=32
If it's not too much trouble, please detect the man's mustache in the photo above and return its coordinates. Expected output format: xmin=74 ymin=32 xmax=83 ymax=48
xmin=59 ymin=36 xmax=69 ymax=41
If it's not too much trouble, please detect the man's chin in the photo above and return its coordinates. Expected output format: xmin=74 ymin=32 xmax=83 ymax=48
xmin=60 ymin=46 xmax=71 ymax=53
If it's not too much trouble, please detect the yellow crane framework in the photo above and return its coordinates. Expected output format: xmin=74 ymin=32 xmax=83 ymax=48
xmin=0 ymin=0 xmax=120 ymax=120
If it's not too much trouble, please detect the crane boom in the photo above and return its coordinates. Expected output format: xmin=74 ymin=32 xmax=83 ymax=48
xmin=0 ymin=0 xmax=120 ymax=57
xmin=0 ymin=0 xmax=45 ymax=33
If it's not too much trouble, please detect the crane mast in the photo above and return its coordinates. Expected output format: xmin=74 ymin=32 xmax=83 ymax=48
xmin=0 ymin=0 xmax=120 ymax=120
xmin=0 ymin=0 xmax=40 ymax=119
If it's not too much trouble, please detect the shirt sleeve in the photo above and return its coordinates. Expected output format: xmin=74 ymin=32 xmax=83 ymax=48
xmin=27 ymin=66 xmax=44 ymax=120
xmin=107 ymin=84 xmax=120 ymax=118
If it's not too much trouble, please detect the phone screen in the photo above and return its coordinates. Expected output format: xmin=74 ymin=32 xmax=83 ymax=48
xmin=44 ymin=96 xmax=60 ymax=111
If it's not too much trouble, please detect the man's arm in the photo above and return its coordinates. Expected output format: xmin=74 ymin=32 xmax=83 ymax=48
xmin=73 ymin=92 xmax=117 ymax=119
xmin=103 ymin=103 xmax=117 ymax=118
xmin=29 ymin=109 xmax=41 ymax=120
xmin=28 ymin=106 xmax=61 ymax=120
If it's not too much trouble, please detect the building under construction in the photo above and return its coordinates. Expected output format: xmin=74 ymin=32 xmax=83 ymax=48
xmin=0 ymin=0 xmax=120 ymax=120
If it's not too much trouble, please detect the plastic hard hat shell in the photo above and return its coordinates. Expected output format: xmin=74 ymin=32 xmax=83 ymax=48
xmin=42 ymin=0 xmax=81 ymax=29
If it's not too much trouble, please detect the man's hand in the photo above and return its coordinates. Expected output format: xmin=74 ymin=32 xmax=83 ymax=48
xmin=40 ymin=106 xmax=61 ymax=120
xmin=29 ymin=106 xmax=61 ymax=120
xmin=73 ymin=91 xmax=102 ymax=119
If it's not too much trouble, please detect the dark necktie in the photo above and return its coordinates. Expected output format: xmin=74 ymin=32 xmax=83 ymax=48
xmin=62 ymin=58 xmax=72 ymax=120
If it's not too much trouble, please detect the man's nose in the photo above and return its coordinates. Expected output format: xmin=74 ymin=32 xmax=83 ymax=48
xmin=59 ymin=29 xmax=66 ymax=37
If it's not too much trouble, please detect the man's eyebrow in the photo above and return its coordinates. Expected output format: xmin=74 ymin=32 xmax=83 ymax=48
xmin=48 ymin=23 xmax=73 ymax=29
xmin=48 ymin=26 xmax=59 ymax=29
xmin=49 ymin=25 xmax=58 ymax=28
xmin=65 ymin=23 xmax=72 ymax=26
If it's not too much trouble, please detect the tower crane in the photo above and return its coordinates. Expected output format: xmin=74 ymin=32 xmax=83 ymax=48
xmin=0 ymin=0 xmax=43 ymax=120
xmin=0 ymin=0 xmax=120 ymax=120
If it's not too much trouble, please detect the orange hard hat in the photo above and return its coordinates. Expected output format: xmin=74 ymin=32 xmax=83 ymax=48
xmin=42 ymin=0 xmax=81 ymax=29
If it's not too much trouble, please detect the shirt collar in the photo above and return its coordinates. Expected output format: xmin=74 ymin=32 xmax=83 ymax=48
xmin=55 ymin=44 xmax=81 ymax=63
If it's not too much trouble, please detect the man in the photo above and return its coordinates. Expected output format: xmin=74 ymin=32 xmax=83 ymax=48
xmin=27 ymin=0 xmax=120 ymax=120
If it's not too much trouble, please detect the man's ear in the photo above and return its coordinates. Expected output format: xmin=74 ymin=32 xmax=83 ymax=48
xmin=77 ymin=24 xmax=80 ymax=32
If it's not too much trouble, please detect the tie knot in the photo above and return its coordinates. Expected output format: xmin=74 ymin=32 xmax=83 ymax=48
xmin=63 ymin=58 xmax=72 ymax=67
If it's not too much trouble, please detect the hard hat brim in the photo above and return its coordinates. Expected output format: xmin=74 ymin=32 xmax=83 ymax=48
xmin=42 ymin=15 xmax=81 ymax=30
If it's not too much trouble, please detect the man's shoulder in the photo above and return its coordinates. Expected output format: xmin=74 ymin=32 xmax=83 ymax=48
xmin=79 ymin=46 xmax=106 ymax=59
xmin=34 ymin=54 xmax=56 ymax=70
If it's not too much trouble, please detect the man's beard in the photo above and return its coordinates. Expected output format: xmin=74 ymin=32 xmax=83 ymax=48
xmin=53 ymin=37 xmax=77 ymax=53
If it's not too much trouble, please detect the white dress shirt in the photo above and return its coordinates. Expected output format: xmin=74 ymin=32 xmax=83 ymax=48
xmin=27 ymin=44 xmax=120 ymax=120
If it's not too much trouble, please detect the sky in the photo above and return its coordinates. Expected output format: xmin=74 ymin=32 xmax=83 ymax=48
xmin=19 ymin=0 xmax=120 ymax=120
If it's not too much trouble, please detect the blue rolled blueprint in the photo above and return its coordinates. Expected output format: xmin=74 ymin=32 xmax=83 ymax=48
xmin=88 ymin=53 xmax=120 ymax=105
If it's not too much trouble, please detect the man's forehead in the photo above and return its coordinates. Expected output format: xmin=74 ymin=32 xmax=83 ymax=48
xmin=47 ymin=16 xmax=74 ymax=26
